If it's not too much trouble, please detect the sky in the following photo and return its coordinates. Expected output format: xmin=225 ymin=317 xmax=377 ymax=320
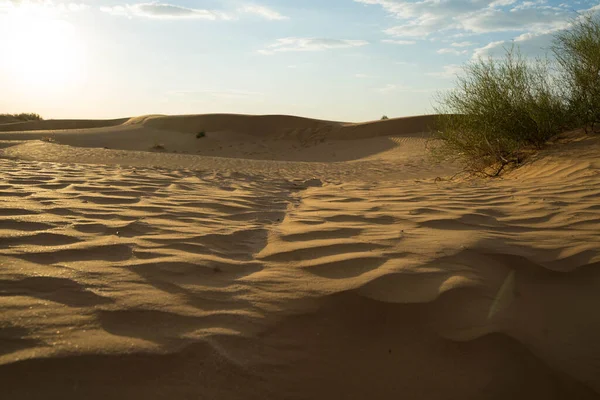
xmin=0 ymin=0 xmax=599 ymax=122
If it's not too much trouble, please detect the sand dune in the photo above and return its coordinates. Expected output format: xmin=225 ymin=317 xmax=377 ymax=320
xmin=0 ymin=115 xmax=599 ymax=399
xmin=0 ymin=114 xmax=435 ymax=162
xmin=0 ymin=118 xmax=129 ymax=132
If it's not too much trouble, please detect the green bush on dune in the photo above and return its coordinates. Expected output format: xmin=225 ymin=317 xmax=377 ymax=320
xmin=0 ymin=113 xmax=43 ymax=122
xmin=433 ymin=47 xmax=568 ymax=175
xmin=434 ymin=14 xmax=600 ymax=175
xmin=553 ymin=14 xmax=600 ymax=133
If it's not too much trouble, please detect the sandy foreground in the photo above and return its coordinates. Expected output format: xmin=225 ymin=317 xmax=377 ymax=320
xmin=0 ymin=114 xmax=599 ymax=399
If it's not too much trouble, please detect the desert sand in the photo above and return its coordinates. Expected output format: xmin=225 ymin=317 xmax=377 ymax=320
xmin=0 ymin=114 xmax=599 ymax=399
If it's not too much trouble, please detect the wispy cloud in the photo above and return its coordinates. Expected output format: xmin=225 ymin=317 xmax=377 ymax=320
xmin=382 ymin=39 xmax=416 ymax=45
xmin=471 ymin=7 xmax=600 ymax=60
xmin=0 ymin=1 xmax=88 ymax=14
xmin=437 ymin=48 xmax=468 ymax=55
xmin=375 ymin=84 xmax=404 ymax=93
xmin=451 ymin=41 xmax=476 ymax=47
xmin=239 ymin=4 xmax=288 ymax=20
xmin=356 ymin=0 xmax=574 ymax=38
xmin=99 ymin=2 xmax=289 ymax=21
xmin=100 ymin=2 xmax=232 ymax=20
xmin=259 ymin=37 xmax=368 ymax=55
xmin=426 ymin=64 xmax=463 ymax=79
xmin=354 ymin=0 xmax=594 ymax=76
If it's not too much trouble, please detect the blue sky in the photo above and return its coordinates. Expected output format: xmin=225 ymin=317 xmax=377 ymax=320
xmin=1 ymin=0 xmax=598 ymax=121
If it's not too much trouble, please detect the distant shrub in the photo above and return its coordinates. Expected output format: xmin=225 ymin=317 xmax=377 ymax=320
xmin=433 ymin=46 xmax=568 ymax=175
xmin=196 ymin=131 xmax=206 ymax=139
xmin=553 ymin=14 xmax=600 ymax=133
xmin=0 ymin=113 xmax=43 ymax=122
xmin=151 ymin=143 xmax=166 ymax=151
xmin=381 ymin=115 xmax=389 ymax=120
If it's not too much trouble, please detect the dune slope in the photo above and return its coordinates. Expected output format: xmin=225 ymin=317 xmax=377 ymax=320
xmin=0 ymin=114 xmax=435 ymax=162
xmin=0 ymin=116 xmax=599 ymax=399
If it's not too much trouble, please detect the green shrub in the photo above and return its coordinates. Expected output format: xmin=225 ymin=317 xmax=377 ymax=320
xmin=433 ymin=46 xmax=568 ymax=175
xmin=381 ymin=115 xmax=389 ymax=120
xmin=0 ymin=113 xmax=43 ymax=122
xmin=196 ymin=131 xmax=206 ymax=139
xmin=553 ymin=14 xmax=600 ymax=133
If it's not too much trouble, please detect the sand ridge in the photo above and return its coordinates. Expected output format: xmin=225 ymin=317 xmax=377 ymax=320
xmin=0 ymin=115 xmax=599 ymax=399
xmin=0 ymin=114 xmax=436 ymax=162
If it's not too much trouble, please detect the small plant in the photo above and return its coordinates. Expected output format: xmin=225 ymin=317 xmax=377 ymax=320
xmin=41 ymin=136 xmax=55 ymax=143
xmin=196 ymin=130 xmax=206 ymax=139
xmin=433 ymin=46 xmax=568 ymax=176
xmin=552 ymin=14 xmax=600 ymax=133
xmin=0 ymin=113 xmax=43 ymax=122
xmin=151 ymin=143 xmax=166 ymax=151
xmin=381 ymin=115 xmax=389 ymax=120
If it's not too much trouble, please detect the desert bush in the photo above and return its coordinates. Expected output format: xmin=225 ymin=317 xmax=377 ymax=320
xmin=381 ymin=115 xmax=389 ymax=120
xmin=196 ymin=131 xmax=206 ymax=138
xmin=0 ymin=113 xmax=43 ymax=122
xmin=433 ymin=47 xmax=568 ymax=175
xmin=553 ymin=14 xmax=600 ymax=133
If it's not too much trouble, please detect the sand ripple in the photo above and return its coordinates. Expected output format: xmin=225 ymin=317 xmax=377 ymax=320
xmin=0 ymin=132 xmax=600 ymax=399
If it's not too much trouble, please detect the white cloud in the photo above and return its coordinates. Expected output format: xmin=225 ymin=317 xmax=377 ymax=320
xmin=99 ymin=5 xmax=128 ymax=16
xmin=100 ymin=2 xmax=232 ymax=20
xmin=239 ymin=4 xmax=288 ymax=20
xmin=426 ymin=64 xmax=463 ymax=79
xmin=64 ymin=2 xmax=87 ymax=11
xmin=471 ymin=31 xmax=559 ymax=59
xmin=471 ymin=5 xmax=600 ymax=59
xmin=382 ymin=39 xmax=416 ymax=45
xmin=355 ymin=73 xmax=373 ymax=78
xmin=437 ymin=48 xmax=468 ymax=55
xmin=472 ymin=40 xmax=506 ymax=59
xmin=354 ymin=0 xmax=576 ymax=39
xmin=100 ymin=2 xmax=290 ymax=22
xmin=0 ymin=0 xmax=88 ymax=14
xmin=375 ymin=83 xmax=406 ymax=93
xmin=258 ymin=37 xmax=368 ymax=54
xmin=459 ymin=6 xmax=570 ymax=34
xmin=451 ymin=41 xmax=475 ymax=47
xmin=490 ymin=0 xmax=518 ymax=6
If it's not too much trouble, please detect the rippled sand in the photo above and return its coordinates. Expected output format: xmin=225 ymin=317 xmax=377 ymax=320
xmin=0 ymin=115 xmax=599 ymax=399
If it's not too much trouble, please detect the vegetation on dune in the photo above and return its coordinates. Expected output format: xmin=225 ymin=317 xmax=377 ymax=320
xmin=434 ymin=13 xmax=600 ymax=176
xmin=196 ymin=130 xmax=206 ymax=139
xmin=553 ymin=14 xmax=600 ymax=133
xmin=0 ymin=113 xmax=43 ymax=122
xmin=381 ymin=115 xmax=389 ymax=120
xmin=433 ymin=47 xmax=568 ymax=175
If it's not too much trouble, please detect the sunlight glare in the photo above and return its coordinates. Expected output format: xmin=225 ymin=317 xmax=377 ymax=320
xmin=0 ymin=5 xmax=86 ymax=94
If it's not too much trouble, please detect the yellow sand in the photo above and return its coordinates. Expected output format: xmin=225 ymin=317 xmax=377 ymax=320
xmin=0 ymin=115 xmax=599 ymax=399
